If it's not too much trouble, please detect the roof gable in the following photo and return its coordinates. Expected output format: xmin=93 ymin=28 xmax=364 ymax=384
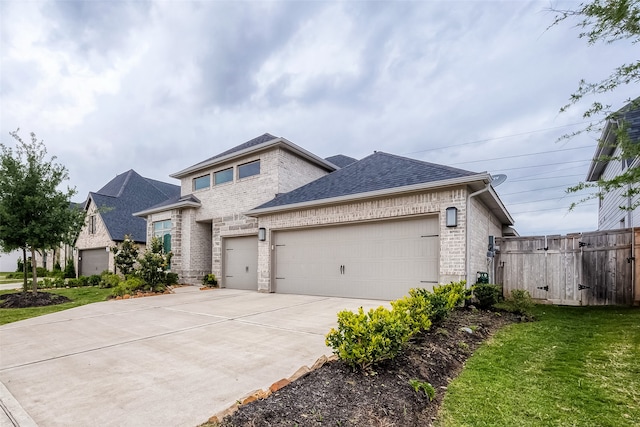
xmin=325 ymin=154 xmax=358 ymax=168
xmin=89 ymin=170 xmax=180 ymax=243
xmin=253 ymin=151 xmax=477 ymax=210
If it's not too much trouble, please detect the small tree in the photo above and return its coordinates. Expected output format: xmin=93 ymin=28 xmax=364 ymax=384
xmin=549 ymin=1 xmax=640 ymax=209
xmin=0 ymin=130 xmax=85 ymax=293
xmin=137 ymin=237 xmax=172 ymax=291
xmin=112 ymin=234 xmax=139 ymax=276
xmin=63 ymin=257 xmax=76 ymax=279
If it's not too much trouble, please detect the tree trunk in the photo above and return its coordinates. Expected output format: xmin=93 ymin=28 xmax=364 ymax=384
xmin=22 ymin=247 xmax=28 ymax=294
xmin=31 ymin=247 xmax=38 ymax=293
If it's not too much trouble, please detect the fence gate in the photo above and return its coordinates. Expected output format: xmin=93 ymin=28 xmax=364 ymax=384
xmin=495 ymin=229 xmax=634 ymax=306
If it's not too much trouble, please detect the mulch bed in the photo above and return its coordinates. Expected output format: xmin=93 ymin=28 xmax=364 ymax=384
xmin=214 ymin=308 xmax=520 ymax=427
xmin=0 ymin=291 xmax=71 ymax=308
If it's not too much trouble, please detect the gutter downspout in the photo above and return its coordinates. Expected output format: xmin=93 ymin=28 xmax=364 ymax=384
xmin=466 ymin=183 xmax=491 ymax=287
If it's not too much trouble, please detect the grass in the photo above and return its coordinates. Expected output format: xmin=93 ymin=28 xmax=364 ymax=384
xmin=0 ymin=287 xmax=112 ymax=325
xmin=436 ymin=305 xmax=640 ymax=427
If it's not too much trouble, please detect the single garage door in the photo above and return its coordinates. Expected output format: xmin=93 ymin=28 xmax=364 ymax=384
xmin=79 ymin=248 xmax=109 ymax=276
xmin=223 ymin=235 xmax=258 ymax=290
xmin=273 ymin=216 xmax=439 ymax=300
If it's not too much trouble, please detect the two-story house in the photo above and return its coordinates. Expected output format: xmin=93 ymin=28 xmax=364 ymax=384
xmin=586 ymin=99 xmax=640 ymax=229
xmin=75 ymin=170 xmax=180 ymax=276
xmin=135 ymin=133 xmax=515 ymax=300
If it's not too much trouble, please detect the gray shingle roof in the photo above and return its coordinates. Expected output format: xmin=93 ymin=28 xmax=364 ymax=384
xmin=185 ymin=133 xmax=278 ymax=171
xmin=325 ymin=154 xmax=358 ymax=168
xmin=89 ymin=170 xmax=180 ymax=243
xmin=254 ymin=151 xmax=477 ymax=210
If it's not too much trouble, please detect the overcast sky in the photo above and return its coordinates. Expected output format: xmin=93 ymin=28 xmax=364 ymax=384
xmin=1 ymin=0 xmax=637 ymax=238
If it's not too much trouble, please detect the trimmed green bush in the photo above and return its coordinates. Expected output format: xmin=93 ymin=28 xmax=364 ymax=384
xmin=67 ymin=278 xmax=80 ymax=287
xmin=325 ymin=306 xmax=412 ymax=370
xmin=473 ymin=283 xmax=503 ymax=309
xmin=391 ymin=289 xmax=433 ymax=334
xmin=88 ymin=275 xmax=101 ymax=287
xmin=63 ymin=258 xmax=76 ymax=279
xmin=327 ymin=281 xmax=470 ymax=370
xmin=165 ymin=272 xmax=179 ymax=286
xmin=99 ymin=272 xmax=121 ymax=288
xmin=110 ymin=276 xmax=145 ymax=297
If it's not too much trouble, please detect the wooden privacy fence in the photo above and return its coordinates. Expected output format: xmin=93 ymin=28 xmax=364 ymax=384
xmin=495 ymin=229 xmax=640 ymax=306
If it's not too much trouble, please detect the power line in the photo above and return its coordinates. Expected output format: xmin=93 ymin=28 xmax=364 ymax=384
xmin=507 ymin=194 xmax=585 ymax=206
xmin=508 ymin=174 xmax=584 ymax=183
xmin=511 ymin=203 xmax=596 ymax=214
xmin=450 ymin=146 xmax=593 ymax=166
xmin=404 ymin=121 xmax=590 ymax=155
xmin=491 ymin=159 xmax=590 ymax=172
xmin=500 ymin=184 xmax=587 ymax=196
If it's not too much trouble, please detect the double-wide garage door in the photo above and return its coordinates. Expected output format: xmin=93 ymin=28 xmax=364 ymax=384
xmin=79 ymin=248 xmax=109 ymax=276
xmin=273 ymin=216 xmax=439 ymax=300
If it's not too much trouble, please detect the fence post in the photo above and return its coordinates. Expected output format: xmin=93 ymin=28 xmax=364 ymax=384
xmin=634 ymin=229 xmax=640 ymax=306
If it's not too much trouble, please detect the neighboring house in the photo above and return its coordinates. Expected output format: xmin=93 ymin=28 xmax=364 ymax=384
xmin=135 ymin=133 xmax=515 ymax=300
xmin=586 ymin=100 xmax=640 ymax=230
xmin=75 ymin=170 xmax=180 ymax=276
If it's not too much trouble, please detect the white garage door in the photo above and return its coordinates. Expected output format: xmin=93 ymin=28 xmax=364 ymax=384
xmin=79 ymin=248 xmax=109 ymax=276
xmin=223 ymin=236 xmax=258 ymax=290
xmin=273 ymin=216 xmax=439 ymax=300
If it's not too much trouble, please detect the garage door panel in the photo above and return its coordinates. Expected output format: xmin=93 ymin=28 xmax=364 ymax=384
xmin=79 ymin=249 xmax=109 ymax=276
xmin=274 ymin=216 xmax=439 ymax=300
xmin=224 ymin=236 xmax=258 ymax=290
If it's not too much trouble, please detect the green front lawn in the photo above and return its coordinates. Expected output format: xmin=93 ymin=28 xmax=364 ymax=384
xmin=437 ymin=305 xmax=640 ymax=427
xmin=0 ymin=287 xmax=112 ymax=325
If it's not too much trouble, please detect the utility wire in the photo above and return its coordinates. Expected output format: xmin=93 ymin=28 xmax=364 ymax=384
xmin=508 ymin=174 xmax=584 ymax=182
xmin=507 ymin=193 xmax=585 ymax=205
xmin=404 ymin=121 xmax=590 ymax=155
xmin=491 ymin=159 xmax=590 ymax=172
xmin=450 ymin=146 xmax=593 ymax=165
xmin=500 ymin=183 xmax=591 ymax=196
xmin=511 ymin=204 xmax=596 ymax=214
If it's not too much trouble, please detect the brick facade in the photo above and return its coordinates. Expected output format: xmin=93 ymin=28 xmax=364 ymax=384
xmin=75 ymin=200 xmax=116 ymax=274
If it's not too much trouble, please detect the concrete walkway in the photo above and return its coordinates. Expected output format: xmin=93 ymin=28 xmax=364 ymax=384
xmin=0 ymin=287 xmax=384 ymax=427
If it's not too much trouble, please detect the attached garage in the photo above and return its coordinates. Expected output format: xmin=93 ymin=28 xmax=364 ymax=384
xmin=79 ymin=248 xmax=109 ymax=276
xmin=273 ymin=216 xmax=439 ymax=300
xmin=223 ymin=235 xmax=258 ymax=290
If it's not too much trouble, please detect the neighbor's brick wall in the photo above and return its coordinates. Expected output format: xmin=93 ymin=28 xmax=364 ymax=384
xmin=469 ymin=196 xmax=503 ymax=284
xmin=75 ymin=200 xmax=116 ymax=274
xmin=256 ymin=187 xmax=469 ymax=292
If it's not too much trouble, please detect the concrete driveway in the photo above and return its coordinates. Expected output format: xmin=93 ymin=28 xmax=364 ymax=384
xmin=0 ymin=287 xmax=384 ymax=427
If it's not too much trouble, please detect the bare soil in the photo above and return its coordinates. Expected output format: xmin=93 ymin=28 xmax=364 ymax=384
xmin=213 ymin=308 xmax=520 ymax=427
xmin=0 ymin=291 xmax=71 ymax=308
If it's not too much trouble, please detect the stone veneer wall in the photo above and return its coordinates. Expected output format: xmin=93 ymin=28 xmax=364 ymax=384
xmin=255 ymin=187 xmax=470 ymax=292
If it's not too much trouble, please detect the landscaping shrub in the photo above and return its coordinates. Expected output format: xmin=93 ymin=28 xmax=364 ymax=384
xmin=327 ymin=281 xmax=470 ymax=370
xmin=67 ymin=278 xmax=80 ymax=287
xmin=41 ymin=278 xmax=53 ymax=288
xmin=165 ymin=272 xmax=179 ymax=286
xmin=202 ymin=273 xmax=218 ymax=287
xmin=78 ymin=276 xmax=90 ymax=287
xmin=111 ymin=235 xmax=139 ymax=276
xmin=495 ymin=289 xmax=535 ymax=318
xmin=111 ymin=276 xmax=145 ymax=297
xmin=325 ymin=306 xmax=412 ymax=370
xmin=53 ymin=277 xmax=65 ymax=288
xmin=63 ymin=258 xmax=76 ymax=279
xmin=88 ymin=275 xmax=101 ymax=287
xmin=137 ymin=237 xmax=172 ymax=292
xmin=472 ymin=283 xmax=503 ymax=309
xmin=390 ymin=289 xmax=433 ymax=334
xmin=36 ymin=267 xmax=48 ymax=277
xmin=99 ymin=272 xmax=121 ymax=288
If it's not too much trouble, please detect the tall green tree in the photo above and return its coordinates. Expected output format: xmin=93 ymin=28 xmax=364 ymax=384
xmin=550 ymin=0 xmax=640 ymax=208
xmin=0 ymin=129 xmax=85 ymax=293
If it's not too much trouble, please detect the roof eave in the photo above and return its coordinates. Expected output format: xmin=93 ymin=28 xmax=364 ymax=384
xmin=586 ymin=120 xmax=618 ymax=181
xmin=133 ymin=200 xmax=201 ymax=217
xmin=479 ymin=185 xmax=515 ymax=226
xmin=245 ymin=173 xmax=493 ymax=217
xmin=170 ymin=137 xmax=337 ymax=178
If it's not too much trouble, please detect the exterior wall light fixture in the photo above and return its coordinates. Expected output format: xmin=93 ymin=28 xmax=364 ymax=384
xmin=446 ymin=207 xmax=458 ymax=227
xmin=258 ymin=227 xmax=266 ymax=241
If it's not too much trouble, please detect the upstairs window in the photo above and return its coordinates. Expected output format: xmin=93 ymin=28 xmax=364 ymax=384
xmin=238 ymin=160 xmax=260 ymax=179
xmin=214 ymin=167 xmax=233 ymax=185
xmin=89 ymin=215 xmax=96 ymax=234
xmin=193 ymin=174 xmax=210 ymax=191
